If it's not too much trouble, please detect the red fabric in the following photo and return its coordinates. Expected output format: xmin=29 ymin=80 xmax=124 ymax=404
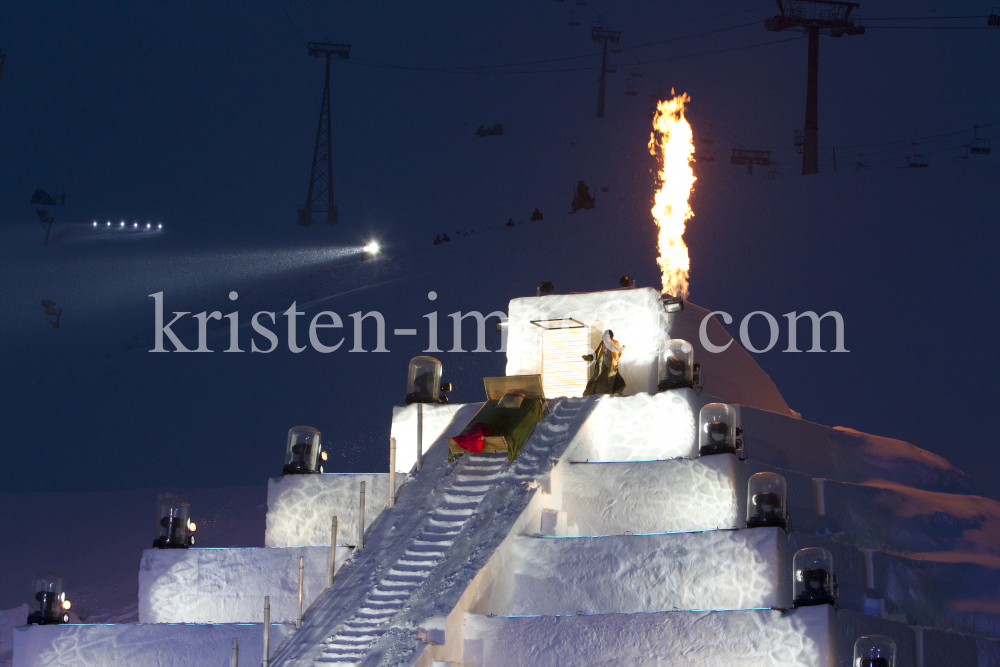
xmin=454 ymin=423 xmax=493 ymax=453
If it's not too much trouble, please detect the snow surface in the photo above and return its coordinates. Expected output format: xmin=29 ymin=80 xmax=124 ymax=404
xmin=542 ymin=455 xmax=743 ymax=535
xmin=0 ymin=605 xmax=28 ymax=667
xmin=138 ymin=546 xmax=350 ymax=623
xmin=12 ymin=622 xmax=292 ymax=667
xmin=472 ymin=527 xmax=789 ymax=615
xmin=267 ymin=474 xmax=407 ymax=548
xmin=389 ymin=403 xmax=483 ymax=478
xmin=563 ymin=388 xmax=712 ymax=461
xmin=458 ymin=606 xmax=831 ymax=667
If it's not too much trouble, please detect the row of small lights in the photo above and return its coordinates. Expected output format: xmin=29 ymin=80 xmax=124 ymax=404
xmin=92 ymin=220 xmax=163 ymax=229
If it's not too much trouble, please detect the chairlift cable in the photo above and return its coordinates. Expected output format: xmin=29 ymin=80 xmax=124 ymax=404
xmin=863 ymin=26 xmax=999 ymax=30
xmin=353 ymin=36 xmax=590 ymax=53
xmin=275 ymin=0 xmax=307 ymax=44
xmin=305 ymin=0 xmax=339 ymax=43
xmin=348 ymin=17 xmax=761 ymax=65
xmin=863 ymin=15 xmax=991 ymax=20
xmin=345 ymin=35 xmax=804 ymax=75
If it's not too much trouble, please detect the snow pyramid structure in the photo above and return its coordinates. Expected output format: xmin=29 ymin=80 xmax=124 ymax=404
xmin=12 ymin=287 xmax=1000 ymax=666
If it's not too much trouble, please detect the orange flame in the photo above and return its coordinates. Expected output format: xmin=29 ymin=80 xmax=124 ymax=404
xmin=649 ymin=90 xmax=696 ymax=299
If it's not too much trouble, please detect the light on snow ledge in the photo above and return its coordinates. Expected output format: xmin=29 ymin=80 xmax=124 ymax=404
xmin=698 ymin=403 xmax=743 ymax=457
xmin=854 ymin=635 xmax=896 ymax=667
xmin=746 ymin=472 xmax=788 ymax=530
xmin=405 ymin=356 xmax=451 ymax=404
xmin=657 ymin=338 xmax=699 ymax=391
xmin=283 ymin=425 xmax=326 ymax=475
xmin=793 ymin=546 xmax=838 ymax=609
xmin=27 ymin=572 xmax=71 ymax=625
xmin=153 ymin=497 xmax=196 ymax=549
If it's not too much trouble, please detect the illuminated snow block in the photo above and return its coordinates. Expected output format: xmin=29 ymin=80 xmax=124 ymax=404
xmin=12 ymin=622 xmax=292 ymax=667
xmin=506 ymin=288 xmax=666 ymax=395
xmin=555 ymin=456 xmax=743 ymax=535
xmin=458 ymin=605 xmax=834 ymax=667
xmin=390 ymin=401 xmax=483 ymax=474
xmin=476 ymin=527 xmax=789 ymax=616
xmin=138 ymin=546 xmax=351 ymax=623
xmin=566 ymin=390 xmax=714 ymax=461
xmin=266 ymin=473 xmax=404 ymax=548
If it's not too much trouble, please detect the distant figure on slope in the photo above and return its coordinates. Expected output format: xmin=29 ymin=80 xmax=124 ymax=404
xmin=583 ymin=329 xmax=625 ymax=396
xmin=441 ymin=232 xmax=451 ymax=242
xmin=474 ymin=123 xmax=504 ymax=137
xmin=434 ymin=235 xmax=442 ymax=245
xmin=505 ymin=218 xmax=514 ymax=227
xmin=569 ymin=180 xmax=596 ymax=214
xmin=41 ymin=299 xmax=62 ymax=329
xmin=530 ymin=208 xmax=544 ymax=221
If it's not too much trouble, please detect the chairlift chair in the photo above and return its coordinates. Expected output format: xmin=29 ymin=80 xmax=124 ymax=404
xmin=953 ymin=145 xmax=972 ymax=164
xmin=765 ymin=165 xmax=783 ymax=179
xmin=970 ymin=125 xmax=992 ymax=155
xmin=624 ymin=77 xmax=638 ymax=96
xmin=855 ymin=153 xmax=872 ymax=171
xmin=569 ymin=10 xmax=580 ymax=26
xmin=629 ymin=64 xmax=642 ymax=78
xmin=988 ymin=8 xmax=999 ymax=26
xmin=905 ymin=143 xmax=929 ymax=168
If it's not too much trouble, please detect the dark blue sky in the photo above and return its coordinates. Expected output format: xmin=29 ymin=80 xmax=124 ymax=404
xmin=1 ymin=1 xmax=999 ymax=498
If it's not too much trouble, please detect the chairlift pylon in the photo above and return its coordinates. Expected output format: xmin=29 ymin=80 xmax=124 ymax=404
xmin=970 ymin=125 xmax=992 ymax=155
xmin=905 ymin=142 xmax=929 ymax=168
xmin=696 ymin=124 xmax=715 ymax=162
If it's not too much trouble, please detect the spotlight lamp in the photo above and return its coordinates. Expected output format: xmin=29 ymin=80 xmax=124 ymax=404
xmin=283 ymin=425 xmax=325 ymax=475
xmin=746 ymin=472 xmax=788 ymax=529
xmin=662 ymin=294 xmax=684 ymax=313
xmin=26 ymin=573 xmax=72 ymax=625
xmin=405 ymin=356 xmax=451 ymax=404
xmin=362 ymin=241 xmax=381 ymax=260
xmin=792 ymin=547 xmax=839 ymax=609
xmin=152 ymin=497 xmax=196 ymax=549
xmin=657 ymin=338 xmax=701 ymax=392
xmin=698 ymin=402 xmax=744 ymax=457
xmin=854 ymin=635 xmax=896 ymax=667
xmin=537 ymin=281 xmax=555 ymax=296
xmin=619 ymin=275 xmax=635 ymax=288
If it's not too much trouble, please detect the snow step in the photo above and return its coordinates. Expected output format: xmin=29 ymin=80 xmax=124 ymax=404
xmin=362 ymin=599 xmax=405 ymax=610
xmin=338 ymin=627 xmax=385 ymax=636
xmin=393 ymin=560 xmax=438 ymax=572
xmin=447 ymin=485 xmax=491 ymax=495
xmin=415 ymin=531 xmax=456 ymax=542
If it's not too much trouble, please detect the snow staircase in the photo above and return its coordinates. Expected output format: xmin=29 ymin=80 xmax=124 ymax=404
xmin=316 ymin=452 xmax=510 ymax=665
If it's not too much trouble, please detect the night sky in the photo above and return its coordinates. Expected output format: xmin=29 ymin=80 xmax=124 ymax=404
xmin=1 ymin=1 xmax=999 ymax=500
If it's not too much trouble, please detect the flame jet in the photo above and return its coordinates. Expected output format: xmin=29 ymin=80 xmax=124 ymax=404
xmin=649 ymin=91 xmax=696 ymax=299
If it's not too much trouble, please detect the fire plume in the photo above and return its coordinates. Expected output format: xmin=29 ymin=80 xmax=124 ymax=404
xmin=649 ymin=91 xmax=696 ymax=299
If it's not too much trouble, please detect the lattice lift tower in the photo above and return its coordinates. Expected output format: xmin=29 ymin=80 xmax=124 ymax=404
xmin=765 ymin=1 xmax=863 ymax=176
xmin=592 ymin=22 xmax=621 ymax=118
xmin=299 ymin=42 xmax=350 ymax=226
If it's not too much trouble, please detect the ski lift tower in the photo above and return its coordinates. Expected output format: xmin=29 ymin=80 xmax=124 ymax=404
xmin=299 ymin=42 xmax=350 ymax=226
xmin=765 ymin=1 xmax=864 ymax=176
xmin=591 ymin=19 xmax=621 ymax=118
